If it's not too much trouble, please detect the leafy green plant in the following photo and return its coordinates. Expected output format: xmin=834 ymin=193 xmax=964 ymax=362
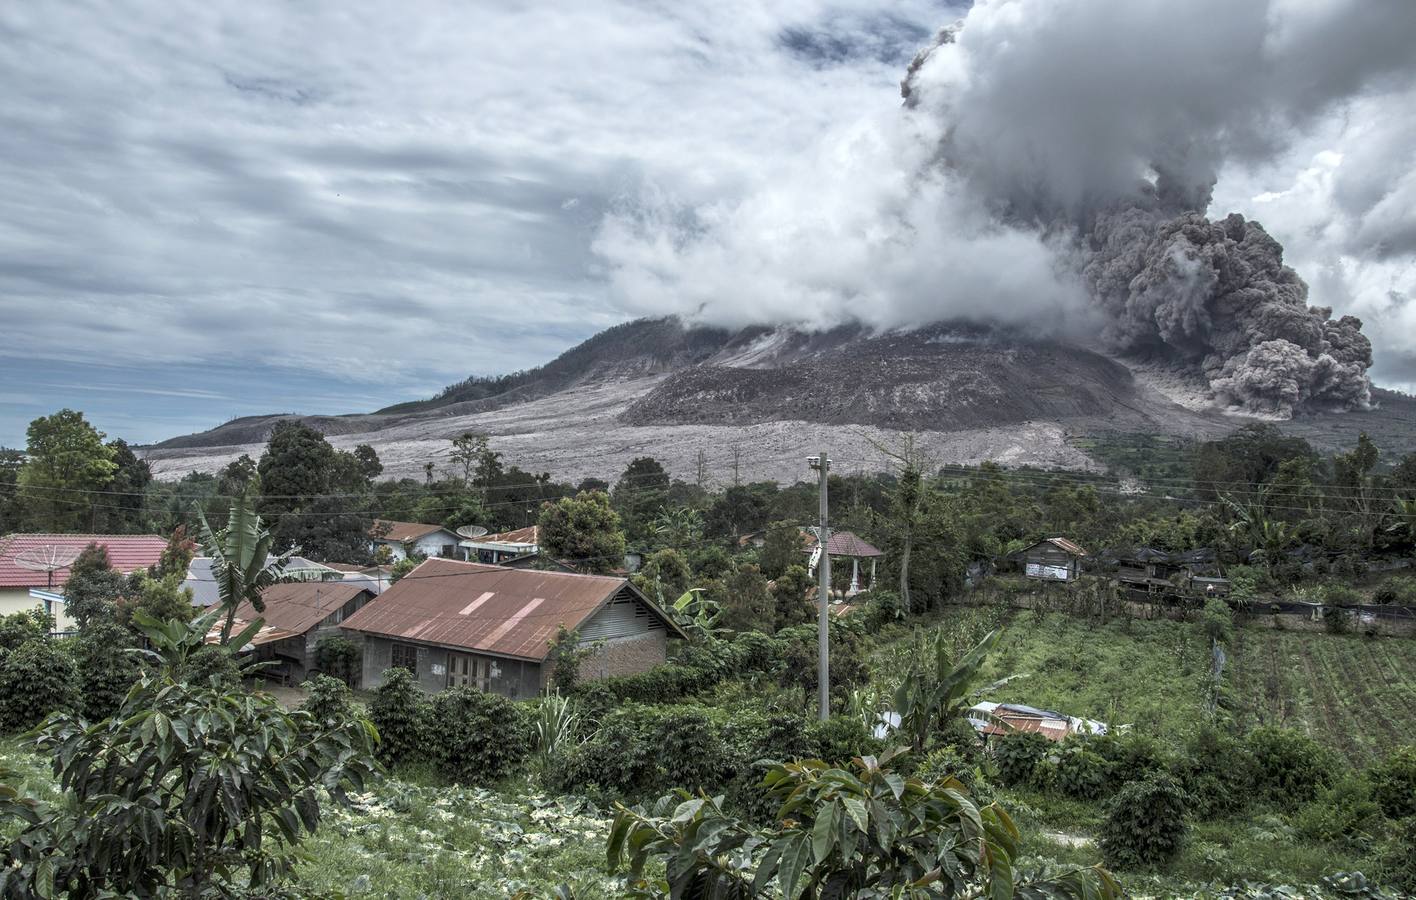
xmin=1372 ymin=576 xmax=1416 ymax=607
xmin=0 ymin=610 xmax=53 ymax=653
xmin=301 ymin=673 xmax=358 ymax=728
xmin=1366 ymin=744 xmax=1416 ymax=820
xmin=1292 ymin=776 xmax=1382 ymax=846
xmin=1099 ymin=775 xmax=1187 ymax=869
xmin=369 ymin=667 xmax=431 ymax=768
xmin=428 ymin=686 xmax=531 ymax=785
xmin=1246 ymin=726 xmax=1336 ymax=808
xmin=891 ymin=627 xmax=1001 ymax=754
xmin=805 ymin=714 xmax=882 ymax=765
xmin=546 ymin=625 xmax=597 ymax=694
xmin=71 ymin=619 xmax=140 ymax=721
xmin=314 ymin=635 xmax=361 ymax=686
xmin=607 ymin=749 xmax=1120 ymax=899
xmin=1053 ymin=743 xmax=1114 ymax=801
xmin=657 ymin=707 xmax=728 ymax=791
xmin=0 ymin=609 xmax=377 ymax=897
xmin=532 ymin=690 xmax=582 ymax=770
xmin=993 ymin=730 xmax=1051 ymax=787
xmin=0 ymin=638 xmax=78 ymax=732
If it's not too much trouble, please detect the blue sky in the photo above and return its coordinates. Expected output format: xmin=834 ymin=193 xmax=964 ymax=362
xmin=2 ymin=0 xmax=1413 ymax=448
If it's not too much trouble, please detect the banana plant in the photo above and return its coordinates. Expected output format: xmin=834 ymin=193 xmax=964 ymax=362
xmin=671 ymin=588 xmax=725 ymax=639
xmin=891 ymin=628 xmax=1003 ymax=754
xmin=195 ymin=488 xmax=321 ymax=646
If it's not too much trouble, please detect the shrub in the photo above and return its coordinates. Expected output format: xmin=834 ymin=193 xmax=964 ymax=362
xmin=1247 ymin=726 xmax=1336 ymax=807
xmin=806 ymin=713 xmax=883 ymax=765
xmin=0 ymin=610 xmax=53 ymax=652
xmin=1367 ymin=744 xmax=1416 ymax=820
xmin=993 ymin=731 xmax=1050 ymax=787
xmin=1054 ymin=744 xmax=1114 ymax=801
xmin=917 ymin=745 xmax=985 ymax=798
xmin=1320 ymin=583 xmax=1363 ymax=606
xmin=1171 ymin=726 xmax=1257 ymax=817
xmin=369 ymin=667 xmax=431 ymax=767
xmin=1099 ymin=775 xmax=1187 ymax=869
xmin=657 ymin=707 xmax=728 ymax=790
xmin=1372 ymin=576 xmax=1416 ymax=607
xmin=301 ymin=674 xmax=357 ymax=728
xmin=549 ymin=705 xmax=662 ymax=797
xmin=314 ymin=635 xmax=361 ymax=686
xmin=72 ymin=620 xmax=140 ymax=721
xmin=427 ymin=686 xmax=531 ymax=785
xmin=1292 ymin=776 xmax=1382 ymax=845
xmin=1374 ymin=818 xmax=1416 ymax=895
xmin=545 ymin=625 xmax=594 ymax=694
xmin=0 ymin=638 xmax=79 ymax=731
xmin=1093 ymin=732 xmax=1173 ymax=785
xmin=180 ymin=644 xmax=242 ymax=688
xmin=1199 ymin=597 xmax=1233 ymax=645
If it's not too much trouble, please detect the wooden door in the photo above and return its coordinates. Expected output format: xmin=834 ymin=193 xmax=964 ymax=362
xmin=447 ymin=653 xmax=492 ymax=691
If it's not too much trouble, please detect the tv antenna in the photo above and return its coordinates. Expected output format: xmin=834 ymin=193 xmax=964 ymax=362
xmin=456 ymin=525 xmax=489 ymax=539
xmin=14 ymin=546 xmax=81 ymax=590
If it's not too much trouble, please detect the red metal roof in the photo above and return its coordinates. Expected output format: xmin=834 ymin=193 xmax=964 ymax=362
xmin=0 ymin=533 xmax=167 ymax=588
xmin=803 ymin=530 xmax=884 ymax=558
xmin=478 ymin=525 xmax=539 ymax=545
xmin=341 ymin=557 xmax=679 ymax=661
xmin=370 ymin=520 xmax=450 ymax=543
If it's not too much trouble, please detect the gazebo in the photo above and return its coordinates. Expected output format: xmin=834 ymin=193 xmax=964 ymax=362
xmin=805 ymin=530 xmax=884 ymax=595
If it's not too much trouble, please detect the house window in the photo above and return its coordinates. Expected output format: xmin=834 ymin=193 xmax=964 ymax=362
xmin=391 ymin=643 xmax=418 ymax=674
xmin=441 ymin=543 xmax=456 ymax=558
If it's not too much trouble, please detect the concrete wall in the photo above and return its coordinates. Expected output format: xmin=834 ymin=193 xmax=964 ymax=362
xmin=357 ymin=636 xmax=545 ymax=699
xmin=373 ymin=532 xmax=462 ymax=562
xmin=0 ymin=588 xmax=76 ymax=631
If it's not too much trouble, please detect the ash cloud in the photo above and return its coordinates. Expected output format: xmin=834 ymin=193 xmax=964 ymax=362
xmin=601 ymin=0 xmax=1416 ymax=417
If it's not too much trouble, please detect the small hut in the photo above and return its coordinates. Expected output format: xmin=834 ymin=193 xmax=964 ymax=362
xmin=1019 ymin=537 xmax=1088 ymax=582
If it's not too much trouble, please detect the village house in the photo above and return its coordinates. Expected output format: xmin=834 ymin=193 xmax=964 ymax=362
xmin=1018 ymin=537 xmax=1088 ymax=582
xmin=460 ymin=525 xmax=540 ymax=565
xmin=369 ymin=520 xmax=464 ymax=562
xmin=340 ymin=557 xmax=686 ymax=699
xmin=212 ymin=581 xmax=376 ymax=684
xmin=0 ymin=533 xmax=168 ymax=631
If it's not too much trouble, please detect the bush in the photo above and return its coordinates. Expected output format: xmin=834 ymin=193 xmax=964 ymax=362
xmin=1171 ymin=726 xmax=1257 ymax=817
xmin=993 ymin=731 xmax=1050 ymax=787
xmin=1372 ymin=576 xmax=1416 ymax=607
xmin=1292 ymin=776 xmax=1383 ymax=845
xmin=72 ymin=620 xmax=140 ymax=721
xmin=916 ymin=745 xmax=981 ymax=792
xmin=180 ymin=644 xmax=242 ymax=688
xmin=546 ymin=625 xmax=594 ymax=694
xmin=806 ymin=714 xmax=883 ymax=765
xmin=549 ymin=705 xmax=663 ymax=798
xmin=369 ymin=667 xmax=431 ymax=767
xmin=1093 ymin=732 xmax=1173 ymax=785
xmin=1099 ymin=775 xmax=1187 ymax=869
xmin=1367 ymin=744 xmax=1416 ymax=820
xmin=301 ymin=674 xmax=357 ymax=728
xmin=427 ymin=686 xmax=531 ymax=785
xmin=0 ymin=638 xmax=79 ymax=731
xmin=1320 ymin=583 xmax=1363 ymax=606
xmin=658 ymin=707 xmax=728 ymax=790
xmin=1054 ymin=743 xmax=1114 ymax=801
xmin=1246 ymin=726 xmax=1336 ymax=807
xmin=1374 ymin=818 xmax=1416 ymax=895
xmin=1199 ymin=597 xmax=1233 ymax=645
xmin=0 ymin=610 xmax=53 ymax=652
xmin=314 ymin=635 xmax=361 ymax=686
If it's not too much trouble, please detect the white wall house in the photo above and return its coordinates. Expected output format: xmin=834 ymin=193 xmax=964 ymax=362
xmin=369 ymin=520 xmax=465 ymax=562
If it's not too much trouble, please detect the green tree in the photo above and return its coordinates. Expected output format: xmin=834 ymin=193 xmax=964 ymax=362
xmin=256 ymin=422 xmax=373 ymax=563
xmin=116 ymin=571 xmax=196 ymax=629
xmin=770 ymin=564 xmax=814 ymax=632
xmin=72 ymin=619 xmax=140 ymax=720
xmin=0 ymin=448 xmax=23 ymax=532
xmin=63 ymin=543 xmax=126 ymax=630
xmin=1192 ymin=424 xmax=1316 ymax=500
xmin=93 ymin=438 xmax=152 ymax=533
xmin=155 ymin=525 xmax=198 ymax=579
xmin=17 ymin=409 xmax=117 ymax=531
xmin=613 ymin=456 xmax=670 ymax=542
xmin=635 ymin=548 xmax=693 ymax=604
xmin=450 ymin=431 xmax=502 ymax=489
xmin=650 ymin=505 xmax=704 ymax=550
xmin=759 ymin=522 xmax=804 ymax=579
xmin=351 ymin=443 xmax=383 ymax=482
xmin=538 ymin=491 xmax=626 ymax=574
xmin=719 ymin=564 xmax=773 ymax=633
xmin=0 ymin=611 xmax=378 ymax=896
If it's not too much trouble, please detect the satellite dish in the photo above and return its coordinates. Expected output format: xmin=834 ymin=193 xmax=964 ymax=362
xmin=14 ymin=546 xmax=81 ymax=589
xmin=457 ymin=525 xmax=489 ymax=539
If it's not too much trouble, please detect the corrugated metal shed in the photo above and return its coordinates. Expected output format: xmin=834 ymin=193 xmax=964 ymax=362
xmin=232 ymin=581 xmax=373 ymax=638
xmin=0 ymin=533 xmax=167 ymax=588
xmin=341 ymin=558 xmax=684 ymax=661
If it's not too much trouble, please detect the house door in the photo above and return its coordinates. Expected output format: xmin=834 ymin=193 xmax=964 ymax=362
xmin=447 ymin=652 xmax=492 ymax=691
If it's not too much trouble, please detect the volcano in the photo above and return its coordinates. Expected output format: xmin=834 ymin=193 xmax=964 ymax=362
xmin=143 ymin=318 xmax=1416 ymax=484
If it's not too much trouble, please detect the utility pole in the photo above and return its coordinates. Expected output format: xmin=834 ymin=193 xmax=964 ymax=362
xmin=809 ymin=451 xmax=831 ymax=720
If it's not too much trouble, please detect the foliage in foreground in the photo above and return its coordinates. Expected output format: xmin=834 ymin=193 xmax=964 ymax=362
xmin=0 ymin=611 xmax=378 ymax=898
xmin=608 ymin=749 xmax=1119 ymax=899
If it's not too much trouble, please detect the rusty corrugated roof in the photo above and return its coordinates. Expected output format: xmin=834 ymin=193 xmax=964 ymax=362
xmin=230 ymin=581 xmax=373 ymax=639
xmin=1034 ymin=537 xmax=1088 ymax=557
xmin=340 ymin=557 xmax=672 ymax=661
xmin=370 ymin=520 xmax=450 ymax=543
xmin=480 ymin=525 xmax=539 ymax=545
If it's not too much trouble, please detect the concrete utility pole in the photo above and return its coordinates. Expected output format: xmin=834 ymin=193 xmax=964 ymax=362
xmin=809 ymin=451 xmax=831 ymax=720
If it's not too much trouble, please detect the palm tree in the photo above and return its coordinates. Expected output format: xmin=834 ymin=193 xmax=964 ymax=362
xmin=196 ymin=489 xmax=314 ymax=646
